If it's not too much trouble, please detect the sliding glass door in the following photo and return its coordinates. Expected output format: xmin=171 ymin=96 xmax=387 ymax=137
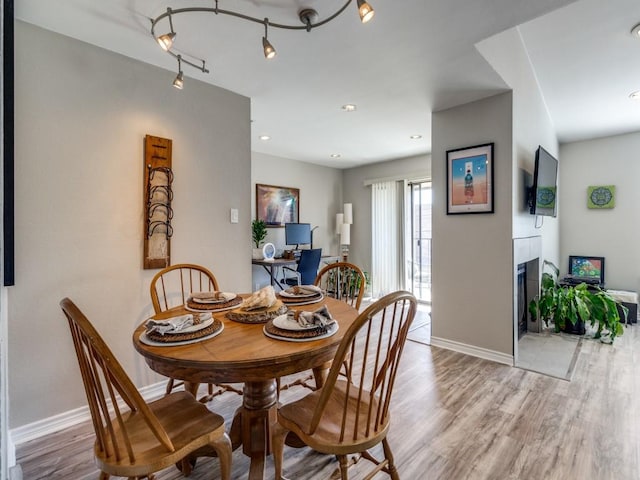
xmin=407 ymin=181 xmax=431 ymax=302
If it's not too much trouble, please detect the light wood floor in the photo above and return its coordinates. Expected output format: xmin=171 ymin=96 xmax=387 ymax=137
xmin=15 ymin=324 xmax=639 ymax=480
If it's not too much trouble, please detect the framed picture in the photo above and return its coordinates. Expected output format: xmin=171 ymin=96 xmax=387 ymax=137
xmin=256 ymin=184 xmax=299 ymax=227
xmin=446 ymin=143 xmax=494 ymax=214
xmin=587 ymin=185 xmax=615 ymax=209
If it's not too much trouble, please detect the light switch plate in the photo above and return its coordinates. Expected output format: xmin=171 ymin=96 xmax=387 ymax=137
xmin=230 ymin=208 xmax=239 ymax=224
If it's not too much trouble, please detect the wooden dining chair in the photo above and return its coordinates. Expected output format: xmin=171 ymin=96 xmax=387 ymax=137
xmin=272 ymin=290 xmax=417 ymax=480
xmin=281 ymin=261 xmax=367 ymax=392
xmin=150 ymin=263 xmax=242 ymax=401
xmin=315 ymin=261 xmax=366 ymax=310
xmin=60 ymin=298 xmax=232 ymax=480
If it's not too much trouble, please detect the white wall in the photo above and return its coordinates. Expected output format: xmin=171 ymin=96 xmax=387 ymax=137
xmin=431 ymin=93 xmax=514 ymax=359
xmin=560 ymin=132 xmax=640 ymax=293
xmin=341 ymin=154 xmax=431 ymax=276
xmin=477 ymin=26 xmax=560 ymax=264
xmin=10 ymin=22 xmax=252 ymax=428
xmin=251 ymin=152 xmax=343 ymax=288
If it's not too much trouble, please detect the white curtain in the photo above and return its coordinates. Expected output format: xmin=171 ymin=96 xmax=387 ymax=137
xmin=371 ymin=181 xmax=403 ymax=299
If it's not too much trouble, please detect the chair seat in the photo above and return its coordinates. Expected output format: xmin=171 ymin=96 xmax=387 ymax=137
xmin=95 ymin=391 xmax=226 ymax=477
xmin=277 ymin=380 xmax=388 ymax=454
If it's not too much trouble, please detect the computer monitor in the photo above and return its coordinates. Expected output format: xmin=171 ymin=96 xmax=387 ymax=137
xmin=284 ymin=223 xmax=311 ymax=249
xmin=568 ymin=255 xmax=605 ymax=285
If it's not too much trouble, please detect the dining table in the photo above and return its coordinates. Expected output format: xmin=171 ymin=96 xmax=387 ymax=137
xmin=133 ymin=294 xmax=359 ymax=480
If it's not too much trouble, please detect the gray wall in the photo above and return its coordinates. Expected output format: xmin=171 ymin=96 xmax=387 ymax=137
xmin=560 ymin=132 xmax=640 ymax=293
xmin=431 ymin=93 xmax=514 ymax=356
xmin=10 ymin=22 xmax=252 ymax=427
xmin=342 ymin=154 xmax=431 ymax=277
xmin=251 ymin=152 xmax=343 ymax=287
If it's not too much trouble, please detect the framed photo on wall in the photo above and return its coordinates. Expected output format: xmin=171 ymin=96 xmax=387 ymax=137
xmin=256 ymin=184 xmax=300 ymax=227
xmin=446 ymin=143 xmax=494 ymax=214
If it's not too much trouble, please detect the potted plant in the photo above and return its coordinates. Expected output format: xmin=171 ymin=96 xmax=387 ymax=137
xmin=529 ymin=260 xmax=626 ymax=342
xmin=251 ymin=219 xmax=267 ymax=259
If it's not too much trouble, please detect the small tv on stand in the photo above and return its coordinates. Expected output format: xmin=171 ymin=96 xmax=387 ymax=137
xmin=566 ymin=255 xmax=605 ymax=286
xmin=284 ymin=223 xmax=311 ymax=251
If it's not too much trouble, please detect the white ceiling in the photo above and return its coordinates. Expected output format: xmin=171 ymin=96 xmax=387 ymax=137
xmin=15 ymin=0 xmax=640 ymax=168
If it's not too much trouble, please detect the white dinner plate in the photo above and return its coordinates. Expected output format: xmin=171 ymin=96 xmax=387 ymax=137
xmin=145 ymin=315 xmax=213 ymax=335
xmin=139 ymin=322 xmax=224 ymax=347
xmin=263 ymin=322 xmax=338 ymax=342
xmin=279 ymin=287 xmax=322 ymax=298
xmin=278 ymin=295 xmax=324 ymax=307
xmin=272 ymin=313 xmax=335 ymax=331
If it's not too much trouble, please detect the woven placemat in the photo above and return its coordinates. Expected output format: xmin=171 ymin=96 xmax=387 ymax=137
xmin=186 ymin=295 xmax=242 ymax=311
xmin=278 ymin=293 xmax=323 ymax=304
xmin=263 ymin=319 xmax=328 ymax=339
xmin=226 ymin=302 xmax=288 ymax=324
xmin=146 ymin=318 xmax=223 ymax=343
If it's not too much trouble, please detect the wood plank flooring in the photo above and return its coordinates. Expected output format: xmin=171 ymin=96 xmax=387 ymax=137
xmin=15 ymin=325 xmax=639 ymax=479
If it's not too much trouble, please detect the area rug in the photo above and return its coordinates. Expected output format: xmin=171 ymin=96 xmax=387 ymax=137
xmin=516 ymin=331 xmax=582 ymax=380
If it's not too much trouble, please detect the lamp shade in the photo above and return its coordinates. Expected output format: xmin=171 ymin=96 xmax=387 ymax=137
xmin=335 ymin=213 xmax=344 ymax=234
xmin=343 ymin=203 xmax=353 ymax=224
xmin=340 ymin=223 xmax=351 ymax=245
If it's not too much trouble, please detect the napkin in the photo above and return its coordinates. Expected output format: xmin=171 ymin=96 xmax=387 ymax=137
xmin=287 ymin=305 xmax=335 ymax=327
xmin=145 ymin=313 xmax=211 ymax=335
xmin=243 ymin=285 xmax=277 ymax=311
xmin=284 ymin=285 xmax=322 ymax=296
xmin=191 ymin=291 xmax=232 ymax=303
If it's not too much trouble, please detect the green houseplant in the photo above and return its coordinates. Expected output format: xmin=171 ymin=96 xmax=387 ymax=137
xmin=529 ymin=260 xmax=626 ymax=342
xmin=252 ymin=219 xmax=267 ymax=248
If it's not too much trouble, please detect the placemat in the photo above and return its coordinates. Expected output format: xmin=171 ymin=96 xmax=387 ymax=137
xmin=186 ymin=295 xmax=242 ymax=312
xmin=144 ymin=318 xmax=224 ymax=344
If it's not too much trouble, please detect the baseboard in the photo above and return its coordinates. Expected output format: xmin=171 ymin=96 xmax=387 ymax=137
xmin=430 ymin=336 xmax=513 ymax=366
xmin=8 ymin=381 xmax=166 ymax=452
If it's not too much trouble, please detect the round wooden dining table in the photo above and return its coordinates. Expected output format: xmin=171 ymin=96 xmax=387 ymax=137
xmin=133 ymin=295 xmax=359 ymax=480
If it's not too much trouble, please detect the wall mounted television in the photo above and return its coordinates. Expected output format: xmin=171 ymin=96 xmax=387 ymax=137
xmin=568 ymin=255 xmax=605 ymax=285
xmin=528 ymin=146 xmax=558 ymax=217
xmin=284 ymin=223 xmax=311 ymax=249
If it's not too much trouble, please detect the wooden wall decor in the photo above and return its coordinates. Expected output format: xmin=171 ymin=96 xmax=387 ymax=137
xmin=143 ymin=135 xmax=173 ymax=269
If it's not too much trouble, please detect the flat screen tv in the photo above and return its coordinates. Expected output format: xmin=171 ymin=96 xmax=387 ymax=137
xmin=284 ymin=223 xmax=311 ymax=248
xmin=568 ymin=255 xmax=605 ymax=285
xmin=528 ymin=146 xmax=558 ymax=217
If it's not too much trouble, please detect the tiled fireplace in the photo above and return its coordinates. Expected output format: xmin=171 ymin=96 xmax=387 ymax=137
xmin=513 ymin=236 xmax=541 ymax=362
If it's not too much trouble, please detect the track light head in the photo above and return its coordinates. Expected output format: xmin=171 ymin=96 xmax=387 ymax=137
xmin=262 ymin=36 xmax=277 ymax=59
xmin=173 ymin=71 xmax=184 ymax=89
xmin=157 ymin=32 xmax=176 ymax=51
xmin=357 ymin=0 xmax=375 ymax=23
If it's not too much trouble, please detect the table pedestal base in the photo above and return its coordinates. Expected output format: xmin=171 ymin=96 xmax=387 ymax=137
xmin=228 ymin=379 xmax=278 ymax=480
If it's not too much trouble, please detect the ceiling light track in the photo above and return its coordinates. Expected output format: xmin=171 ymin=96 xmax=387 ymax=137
xmin=150 ymin=0 xmax=374 ymax=87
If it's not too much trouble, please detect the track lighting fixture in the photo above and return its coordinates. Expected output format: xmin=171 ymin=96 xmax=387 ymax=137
xmin=172 ymin=55 xmax=184 ymax=89
xmin=150 ymin=0 xmax=375 ymax=87
xmin=156 ymin=8 xmax=176 ymax=51
xmin=262 ymin=20 xmax=277 ymax=59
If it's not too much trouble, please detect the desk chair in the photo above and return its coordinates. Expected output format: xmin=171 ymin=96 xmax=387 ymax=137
xmin=272 ymin=290 xmax=417 ymax=480
xmin=150 ymin=263 xmax=242 ymax=401
xmin=282 ymin=248 xmax=322 ymax=286
xmin=61 ymin=298 xmax=232 ymax=479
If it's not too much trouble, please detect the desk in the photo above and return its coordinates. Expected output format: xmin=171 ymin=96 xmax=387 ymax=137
xmin=133 ymin=296 xmax=358 ymax=480
xmin=252 ymin=258 xmax=296 ymax=290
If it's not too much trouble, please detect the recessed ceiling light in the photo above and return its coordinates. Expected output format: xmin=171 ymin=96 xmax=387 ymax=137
xmin=631 ymin=23 xmax=640 ymax=38
xmin=409 ymin=134 xmax=422 ymax=139
xmin=341 ymin=104 xmax=357 ymax=112
xmin=629 ymin=91 xmax=640 ymax=100
xmin=258 ymin=135 xmax=271 ymax=141
xmin=330 ymin=153 xmax=342 ymax=158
